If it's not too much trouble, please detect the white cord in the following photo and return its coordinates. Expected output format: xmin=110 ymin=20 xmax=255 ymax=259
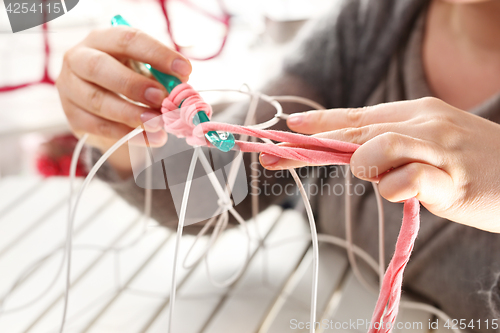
xmin=54 ymin=89 xmax=281 ymax=332
xmin=196 ymin=151 xmax=252 ymax=288
xmin=400 ymin=301 xmax=461 ymax=333
xmin=167 ymin=147 xmax=199 ymax=333
xmin=372 ymin=182 xmax=385 ymax=288
xmin=291 ymin=168 xmax=319 ymax=333
xmin=166 ymin=86 xmax=284 ymax=330
xmin=178 ymin=88 xmax=266 ymax=289
xmin=59 ymin=128 xmax=144 ymax=333
xmin=181 ymin=207 xmax=224 ymax=270
xmin=345 ymin=167 xmax=379 ymax=295
xmin=270 ymin=95 xmax=325 ymax=111
xmin=204 ymin=209 xmax=251 ymax=288
xmin=266 ymin=233 xmax=461 ymax=333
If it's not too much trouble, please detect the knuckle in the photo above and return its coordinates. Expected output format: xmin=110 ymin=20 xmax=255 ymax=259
xmin=96 ymin=121 xmax=113 ymax=138
xmin=314 ymin=111 xmax=329 ymax=128
xmin=118 ymin=72 xmax=135 ymax=96
xmin=427 ymin=117 xmax=453 ymax=141
xmin=86 ymin=52 xmax=105 ymax=78
xmin=424 ymin=114 xmax=463 ymax=147
xmin=404 ymin=163 xmax=422 ymax=192
xmin=345 ymin=108 xmax=364 ymax=126
xmin=427 ymin=110 xmax=453 ymax=125
xmin=434 ymin=144 xmax=450 ymax=169
xmin=89 ymin=88 xmax=104 ymax=114
xmin=379 ymin=132 xmax=402 ymax=160
xmin=419 ymin=96 xmax=443 ymax=110
xmin=343 ymin=127 xmax=366 ymax=144
xmin=140 ymin=45 xmax=163 ymax=67
xmin=405 ymin=163 xmax=421 ymax=181
xmin=62 ymin=48 xmax=74 ymax=65
xmin=117 ymin=27 xmax=140 ymax=50
xmin=121 ymin=103 xmax=140 ymax=127
xmin=86 ymin=28 xmax=105 ymax=43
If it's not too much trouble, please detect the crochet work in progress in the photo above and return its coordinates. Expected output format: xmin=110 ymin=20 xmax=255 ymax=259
xmin=161 ymin=83 xmax=421 ymax=332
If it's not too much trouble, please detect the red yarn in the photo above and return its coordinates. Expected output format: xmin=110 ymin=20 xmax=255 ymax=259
xmin=157 ymin=0 xmax=230 ymax=61
xmin=161 ymin=88 xmax=421 ymax=332
xmin=0 ymin=0 xmax=230 ymax=94
xmin=0 ymin=23 xmax=55 ymax=93
xmin=35 ymin=134 xmax=87 ymax=177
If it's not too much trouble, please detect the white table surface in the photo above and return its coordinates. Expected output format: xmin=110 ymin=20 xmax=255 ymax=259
xmin=0 ymin=176 xmax=450 ymax=333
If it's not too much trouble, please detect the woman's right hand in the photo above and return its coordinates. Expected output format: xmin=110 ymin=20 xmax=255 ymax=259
xmin=56 ymin=26 xmax=192 ymax=178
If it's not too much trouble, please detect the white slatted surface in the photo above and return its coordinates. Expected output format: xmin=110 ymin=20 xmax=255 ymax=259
xmin=0 ymin=176 xmax=450 ymax=333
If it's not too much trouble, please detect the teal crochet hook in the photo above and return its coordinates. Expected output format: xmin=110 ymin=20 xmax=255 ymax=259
xmin=111 ymin=15 xmax=235 ymax=152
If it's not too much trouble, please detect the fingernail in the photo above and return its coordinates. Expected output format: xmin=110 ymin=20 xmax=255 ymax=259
xmin=144 ymin=87 xmax=165 ymax=106
xmin=287 ymin=114 xmax=303 ymax=126
xmin=140 ymin=111 xmax=162 ymax=131
xmin=260 ymin=153 xmax=281 ymax=166
xmin=171 ymin=58 xmax=191 ymax=76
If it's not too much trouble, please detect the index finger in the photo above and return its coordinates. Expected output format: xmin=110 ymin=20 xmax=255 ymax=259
xmin=84 ymin=27 xmax=192 ymax=82
xmin=287 ymin=99 xmax=420 ymax=135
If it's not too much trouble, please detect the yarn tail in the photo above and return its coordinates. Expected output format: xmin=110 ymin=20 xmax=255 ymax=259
xmin=368 ymin=197 xmax=420 ymax=333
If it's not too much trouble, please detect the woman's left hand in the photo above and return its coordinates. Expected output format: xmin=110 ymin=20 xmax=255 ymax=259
xmin=259 ymin=97 xmax=500 ymax=233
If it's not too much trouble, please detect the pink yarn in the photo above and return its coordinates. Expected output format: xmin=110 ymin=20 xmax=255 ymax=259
xmin=161 ymin=87 xmax=421 ymax=332
xmin=368 ymin=197 xmax=420 ymax=332
xmin=196 ymin=122 xmax=357 ymax=164
xmin=161 ymin=83 xmax=212 ymax=145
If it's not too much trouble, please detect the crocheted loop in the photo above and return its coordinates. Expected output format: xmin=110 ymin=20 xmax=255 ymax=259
xmin=161 ymin=83 xmax=213 ymax=145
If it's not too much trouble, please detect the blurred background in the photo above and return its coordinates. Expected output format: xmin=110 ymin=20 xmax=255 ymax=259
xmin=0 ymin=0 xmax=333 ymax=178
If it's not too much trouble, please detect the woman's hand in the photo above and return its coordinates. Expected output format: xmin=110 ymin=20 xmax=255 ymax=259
xmin=260 ymin=97 xmax=500 ymax=233
xmin=56 ymin=27 xmax=192 ymax=178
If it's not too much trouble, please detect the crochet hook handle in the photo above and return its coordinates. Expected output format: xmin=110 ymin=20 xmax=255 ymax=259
xmin=111 ymin=15 xmax=235 ymax=152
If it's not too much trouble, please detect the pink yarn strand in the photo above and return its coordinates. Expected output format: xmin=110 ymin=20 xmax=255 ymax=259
xmin=235 ymin=141 xmax=352 ymax=165
xmin=200 ymin=122 xmax=359 ymax=153
xmin=368 ymin=197 xmax=420 ymax=332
